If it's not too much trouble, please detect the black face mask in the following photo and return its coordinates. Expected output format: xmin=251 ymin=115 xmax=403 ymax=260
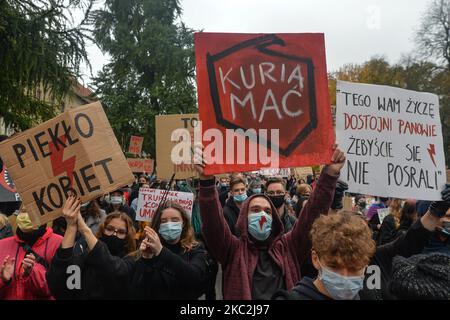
xmin=16 ymin=225 xmax=47 ymax=246
xmin=100 ymin=234 xmax=127 ymax=257
xmin=268 ymin=195 xmax=285 ymax=209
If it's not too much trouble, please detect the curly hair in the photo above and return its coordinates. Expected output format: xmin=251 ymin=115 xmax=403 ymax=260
xmin=311 ymin=212 xmax=376 ymax=270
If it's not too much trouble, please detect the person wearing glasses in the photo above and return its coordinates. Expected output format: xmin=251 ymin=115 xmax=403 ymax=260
xmin=265 ymin=177 xmax=297 ymax=234
xmin=46 ymin=196 xmax=136 ymax=300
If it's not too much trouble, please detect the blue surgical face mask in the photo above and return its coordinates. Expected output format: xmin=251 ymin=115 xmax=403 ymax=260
xmin=248 ymin=211 xmax=272 ymax=241
xmin=252 ymin=188 xmax=262 ymax=194
xmin=233 ymin=193 xmax=248 ymax=203
xmin=159 ymin=222 xmax=183 ymax=242
xmin=318 ymin=259 xmax=365 ymax=300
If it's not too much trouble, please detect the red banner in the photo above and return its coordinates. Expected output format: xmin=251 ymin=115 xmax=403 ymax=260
xmin=195 ymin=33 xmax=334 ymax=174
xmin=127 ymin=158 xmax=154 ymax=173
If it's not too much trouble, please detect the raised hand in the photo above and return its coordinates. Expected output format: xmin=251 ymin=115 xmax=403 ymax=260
xmin=144 ymin=226 xmax=163 ymax=256
xmin=323 ymin=144 xmax=346 ymax=177
xmin=429 ymin=183 xmax=450 ymax=218
xmin=193 ymin=143 xmax=214 ymax=181
xmin=21 ymin=253 xmax=35 ymax=277
xmin=139 ymin=238 xmax=154 ymax=259
xmin=63 ymin=195 xmax=81 ymax=227
xmin=1 ymin=255 xmax=15 ymax=282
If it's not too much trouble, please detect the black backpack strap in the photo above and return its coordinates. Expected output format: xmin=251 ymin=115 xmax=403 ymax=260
xmin=19 ymin=242 xmax=49 ymax=270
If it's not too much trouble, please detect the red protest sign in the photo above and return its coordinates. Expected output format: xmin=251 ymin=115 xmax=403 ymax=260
xmin=195 ymin=33 xmax=334 ymax=174
xmin=128 ymin=135 xmax=144 ymax=155
xmin=127 ymin=158 xmax=154 ymax=173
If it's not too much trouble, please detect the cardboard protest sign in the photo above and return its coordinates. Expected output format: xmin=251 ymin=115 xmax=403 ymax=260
xmin=336 ymin=81 xmax=446 ymax=200
xmin=0 ymin=165 xmax=21 ymax=202
xmin=294 ymin=166 xmax=314 ymax=179
xmin=128 ymin=135 xmax=144 ymax=155
xmin=136 ymin=188 xmax=194 ymax=221
xmin=377 ymin=208 xmax=390 ymax=224
xmin=195 ymin=33 xmax=334 ymax=175
xmin=0 ymin=102 xmax=134 ymax=226
xmin=127 ymin=158 xmax=154 ymax=173
xmin=155 ymin=114 xmax=199 ymax=179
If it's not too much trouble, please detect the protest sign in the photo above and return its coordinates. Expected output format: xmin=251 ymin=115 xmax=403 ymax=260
xmin=336 ymin=81 xmax=446 ymax=200
xmin=136 ymin=188 xmax=194 ymax=221
xmin=377 ymin=208 xmax=391 ymax=224
xmin=155 ymin=114 xmax=199 ymax=179
xmin=0 ymin=165 xmax=20 ymax=202
xmin=195 ymin=32 xmax=334 ymax=175
xmin=0 ymin=101 xmax=134 ymax=226
xmin=127 ymin=158 xmax=154 ymax=173
xmin=259 ymin=168 xmax=290 ymax=177
xmin=128 ymin=135 xmax=144 ymax=155
xmin=294 ymin=166 xmax=314 ymax=179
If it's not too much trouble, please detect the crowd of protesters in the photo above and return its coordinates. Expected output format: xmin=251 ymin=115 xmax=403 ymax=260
xmin=0 ymin=145 xmax=449 ymax=300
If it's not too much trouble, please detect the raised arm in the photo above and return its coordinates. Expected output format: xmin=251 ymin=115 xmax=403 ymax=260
xmin=194 ymin=148 xmax=239 ymax=265
xmin=375 ymin=184 xmax=450 ymax=264
xmin=286 ymin=146 xmax=345 ymax=265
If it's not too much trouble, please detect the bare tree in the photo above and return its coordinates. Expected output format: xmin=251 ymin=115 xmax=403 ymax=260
xmin=416 ymin=0 xmax=450 ymax=69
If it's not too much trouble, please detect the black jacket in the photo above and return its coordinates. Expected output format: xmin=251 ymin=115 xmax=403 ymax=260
xmin=218 ymin=188 xmax=229 ymax=208
xmin=129 ymin=242 xmax=209 ymax=300
xmin=378 ymin=215 xmax=398 ymax=246
xmin=281 ymin=207 xmax=297 ymax=234
xmin=361 ymin=218 xmax=432 ymax=300
xmin=274 ymin=219 xmax=432 ymax=300
xmin=272 ymin=277 xmax=331 ymax=300
xmin=46 ymin=240 xmax=134 ymax=300
xmin=223 ymin=197 xmax=241 ymax=237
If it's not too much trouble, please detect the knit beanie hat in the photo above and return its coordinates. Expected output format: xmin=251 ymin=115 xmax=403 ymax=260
xmin=390 ymin=253 xmax=450 ymax=300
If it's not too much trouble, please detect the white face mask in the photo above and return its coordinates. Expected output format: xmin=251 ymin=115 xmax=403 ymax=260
xmin=318 ymin=259 xmax=365 ymax=300
xmin=110 ymin=196 xmax=123 ymax=205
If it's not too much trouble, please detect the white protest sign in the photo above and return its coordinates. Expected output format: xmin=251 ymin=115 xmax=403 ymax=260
xmin=377 ymin=208 xmax=390 ymax=224
xmin=336 ymin=81 xmax=446 ymax=200
xmin=259 ymin=168 xmax=290 ymax=177
xmin=136 ymin=188 xmax=194 ymax=222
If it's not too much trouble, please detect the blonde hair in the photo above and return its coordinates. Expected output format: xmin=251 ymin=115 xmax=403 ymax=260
xmin=389 ymin=199 xmax=403 ymax=229
xmin=296 ymin=183 xmax=312 ymax=196
xmin=0 ymin=213 xmax=9 ymax=229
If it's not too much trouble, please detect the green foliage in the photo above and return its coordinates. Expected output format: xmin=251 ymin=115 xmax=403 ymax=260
xmin=329 ymin=56 xmax=450 ymax=167
xmin=91 ymin=0 xmax=197 ymax=157
xmin=0 ymin=0 xmax=93 ymax=130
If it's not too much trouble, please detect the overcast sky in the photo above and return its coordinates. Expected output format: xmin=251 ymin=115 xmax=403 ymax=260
xmin=82 ymin=0 xmax=431 ymax=86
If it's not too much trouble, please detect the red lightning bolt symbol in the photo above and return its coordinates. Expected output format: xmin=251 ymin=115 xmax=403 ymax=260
xmin=427 ymin=144 xmax=437 ymax=167
xmin=49 ymin=135 xmax=76 ymax=185
xmin=259 ymin=215 xmax=267 ymax=230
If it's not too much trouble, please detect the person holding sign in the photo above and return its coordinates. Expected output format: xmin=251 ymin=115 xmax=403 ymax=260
xmin=128 ymin=201 xmax=210 ymax=300
xmin=0 ymin=210 xmax=62 ymax=300
xmin=273 ymin=184 xmax=450 ymax=300
xmin=46 ymin=196 xmax=136 ymax=299
xmin=194 ymin=144 xmax=345 ymax=300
